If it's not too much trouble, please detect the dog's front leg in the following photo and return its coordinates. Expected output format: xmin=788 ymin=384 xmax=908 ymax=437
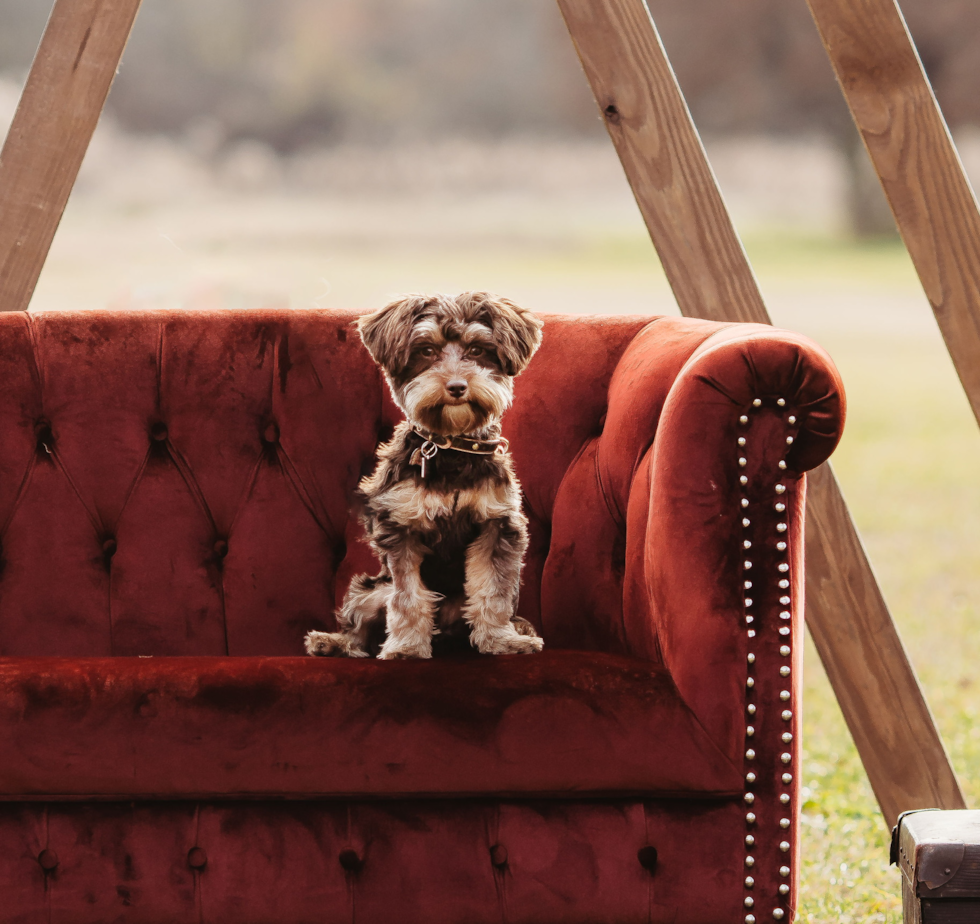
xmin=463 ymin=517 xmax=544 ymax=655
xmin=377 ymin=536 xmax=441 ymax=660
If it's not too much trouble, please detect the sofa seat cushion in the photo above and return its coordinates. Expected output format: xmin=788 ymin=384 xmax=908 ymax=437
xmin=0 ymin=652 xmax=742 ymax=798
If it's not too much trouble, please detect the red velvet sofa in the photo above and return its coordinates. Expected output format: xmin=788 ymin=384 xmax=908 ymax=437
xmin=0 ymin=308 xmax=844 ymax=924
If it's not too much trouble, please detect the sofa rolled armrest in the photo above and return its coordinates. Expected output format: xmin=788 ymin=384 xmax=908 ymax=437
xmin=614 ymin=323 xmax=845 ymax=757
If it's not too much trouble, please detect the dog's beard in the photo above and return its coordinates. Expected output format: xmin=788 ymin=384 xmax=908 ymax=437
xmin=399 ymin=371 xmax=512 ymax=435
xmin=439 ymin=402 xmax=482 ymax=433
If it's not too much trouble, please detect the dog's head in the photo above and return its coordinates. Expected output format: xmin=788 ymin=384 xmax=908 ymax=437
xmin=357 ymin=292 xmax=543 ymax=435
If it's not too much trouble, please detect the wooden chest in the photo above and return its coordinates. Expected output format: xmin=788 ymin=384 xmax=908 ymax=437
xmin=892 ymin=810 xmax=980 ymax=923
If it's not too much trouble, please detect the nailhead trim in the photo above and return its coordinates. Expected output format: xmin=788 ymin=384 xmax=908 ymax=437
xmin=739 ymin=397 xmax=797 ymax=921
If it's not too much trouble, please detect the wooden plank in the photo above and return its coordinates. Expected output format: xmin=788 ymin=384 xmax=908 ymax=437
xmin=0 ymin=0 xmax=142 ymax=314
xmin=804 ymin=0 xmax=980 ymax=429
xmin=555 ymin=0 xmax=966 ymax=826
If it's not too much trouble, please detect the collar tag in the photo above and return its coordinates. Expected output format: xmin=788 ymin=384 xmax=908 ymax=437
xmin=418 ymin=440 xmax=439 ymax=479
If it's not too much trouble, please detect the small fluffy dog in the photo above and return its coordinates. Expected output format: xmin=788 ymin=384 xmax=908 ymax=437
xmin=305 ymin=292 xmax=545 ymax=660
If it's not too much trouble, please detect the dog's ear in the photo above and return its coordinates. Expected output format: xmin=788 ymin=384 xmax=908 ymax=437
xmin=357 ymin=296 xmax=431 ymax=374
xmin=462 ymin=292 xmax=543 ymax=376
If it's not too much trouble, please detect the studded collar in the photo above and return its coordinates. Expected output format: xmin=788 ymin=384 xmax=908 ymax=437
xmin=410 ymin=427 xmax=509 ymax=456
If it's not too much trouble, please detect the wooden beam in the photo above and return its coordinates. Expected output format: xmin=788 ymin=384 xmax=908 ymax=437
xmin=0 ymin=0 xmax=142 ymax=313
xmin=804 ymin=4 xmax=980 ymax=458
xmin=555 ymin=0 xmax=966 ymax=826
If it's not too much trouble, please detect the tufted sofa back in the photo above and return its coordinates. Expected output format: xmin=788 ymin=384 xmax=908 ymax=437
xmin=0 ymin=309 xmax=667 ymax=658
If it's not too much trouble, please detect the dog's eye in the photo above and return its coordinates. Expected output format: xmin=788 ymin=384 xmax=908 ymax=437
xmin=466 ymin=346 xmax=484 ymax=358
xmin=418 ymin=345 xmax=437 ymax=358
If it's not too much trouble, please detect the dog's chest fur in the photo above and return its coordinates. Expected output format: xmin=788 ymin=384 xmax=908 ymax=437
xmin=377 ymin=479 xmax=517 ymax=531
xmin=359 ymin=423 xmax=521 ymax=533
xmin=358 ymin=423 xmax=526 ymax=607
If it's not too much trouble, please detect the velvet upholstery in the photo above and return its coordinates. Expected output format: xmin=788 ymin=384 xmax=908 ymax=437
xmin=0 ymin=309 xmax=845 ymax=924
xmin=0 ymin=799 xmax=747 ymax=924
xmin=0 ymin=653 xmax=742 ymax=800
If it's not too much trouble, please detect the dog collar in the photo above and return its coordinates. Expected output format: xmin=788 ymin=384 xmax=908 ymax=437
xmin=411 ymin=428 xmax=508 ymax=455
xmin=410 ymin=427 xmax=509 ymax=478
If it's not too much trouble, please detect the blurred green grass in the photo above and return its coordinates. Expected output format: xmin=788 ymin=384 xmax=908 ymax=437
xmin=741 ymin=232 xmax=980 ymax=923
xmin=583 ymin=227 xmax=921 ymax=286
xmin=746 ymin=232 xmax=921 ymax=286
xmin=797 ymin=332 xmax=980 ymax=923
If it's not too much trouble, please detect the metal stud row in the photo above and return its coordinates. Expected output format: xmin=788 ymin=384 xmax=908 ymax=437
xmin=738 ymin=396 xmax=798 ymax=923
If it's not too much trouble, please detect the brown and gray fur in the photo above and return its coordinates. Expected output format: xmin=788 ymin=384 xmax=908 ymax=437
xmin=304 ymin=292 xmax=544 ymax=659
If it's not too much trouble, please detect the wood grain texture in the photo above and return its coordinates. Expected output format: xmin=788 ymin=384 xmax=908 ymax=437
xmin=556 ymin=0 xmax=965 ymax=825
xmin=0 ymin=0 xmax=142 ymax=313
xmin=806 ymin=0 xmax=980 ymax=430
xmin=556 ymin=0 xmax=768 ymax=325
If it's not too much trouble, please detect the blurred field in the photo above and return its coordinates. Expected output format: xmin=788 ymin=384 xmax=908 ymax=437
xmin=789 ymin=255 xmax=980 ymax=923
xmin=12 ymin=112 xmax=980 ymax=922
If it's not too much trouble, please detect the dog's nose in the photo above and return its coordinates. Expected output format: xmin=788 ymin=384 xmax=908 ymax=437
xmin=446 ymin=380 xmax=467 ymax=398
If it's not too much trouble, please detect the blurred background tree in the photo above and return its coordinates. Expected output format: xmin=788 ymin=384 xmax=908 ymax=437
xmin=1 ymin=0 xmax=979 ymax=234
xmin=646 ymin=0 xmax=980 ymax=234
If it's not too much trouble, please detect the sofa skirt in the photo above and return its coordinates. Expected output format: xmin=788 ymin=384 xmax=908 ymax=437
xmin=0 ymin=797 xmax=761 ymax=924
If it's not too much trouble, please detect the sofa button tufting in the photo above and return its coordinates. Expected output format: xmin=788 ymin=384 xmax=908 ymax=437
xmin=102 ymin=539 xmax=117 ymax=558
xmin=35 ymin=421 xmax=54 ymax=454
xmin=490 ymin=844 xmax=509 ymax=869
xmin=263 ymin=423 xmax=280 ymax=445
xmin=637 ymin=845 xmax=658 ymax=872
xmin=37 ymin=849 xmax=59 ymax=871
xmin=213 ymin=539 xmax=228 ymax=559
xmin=151 ymin=422 xmax=168 ymax=442
xmin=339 ymin=848 xmax=362 ymax=872
xmin=187 ymin=847 xmax=208 ymax=870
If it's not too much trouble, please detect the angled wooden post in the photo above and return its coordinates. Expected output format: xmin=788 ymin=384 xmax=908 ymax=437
xmin=555 ymin=0 xmax=966 ymax=826
xmin=804 ymin=2 xmax=980 ymax=442
xmin=0 ymin=0 xmax=142 ymax=313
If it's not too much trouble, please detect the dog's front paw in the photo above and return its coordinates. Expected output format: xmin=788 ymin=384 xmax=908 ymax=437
xmin=495 ymin=632 xmax=544 ymax=655
xmin=473 ymin=625 xmax=544 ymax=655
xmin=510 ymin=616 xmax=539 ymax=637
xmin=304 ymin=630 xmax=369 ymax=658
xmin=377 ymin=637 xmax=433 ymax=660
